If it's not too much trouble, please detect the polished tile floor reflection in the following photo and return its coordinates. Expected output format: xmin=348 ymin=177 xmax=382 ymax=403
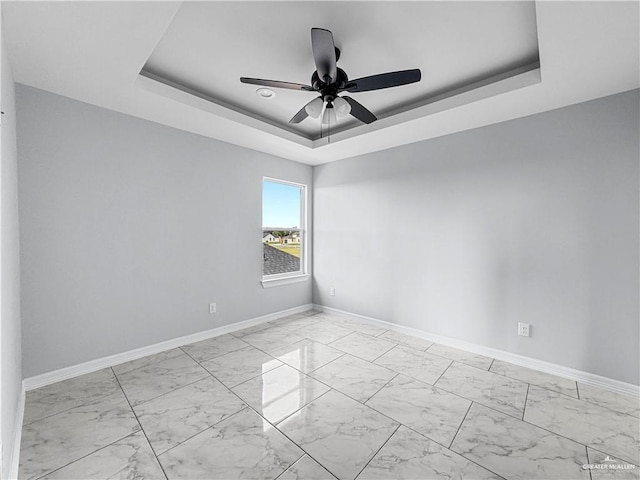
xmin=19 ymin=310 xmax=640 ymax=479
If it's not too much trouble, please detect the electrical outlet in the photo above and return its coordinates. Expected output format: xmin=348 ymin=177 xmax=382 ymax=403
xmin=209 ymin=303 xmax=217 ymax=314
xmin=518 ymin=322 xmax=530 ymax=337
xmin=329 ymin=287 xmax=335 ymax=296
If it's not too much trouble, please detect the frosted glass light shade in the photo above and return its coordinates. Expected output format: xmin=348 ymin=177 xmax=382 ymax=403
xmin=333 ymin=97 xmax=351 ymax=118
xmin=322 ymin=105 xmax=337 ymax=125
xmin=305 ymin=97 xmax=324 ymax=118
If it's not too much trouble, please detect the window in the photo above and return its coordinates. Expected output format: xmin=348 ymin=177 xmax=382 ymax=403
xmin=262 ymin=178 xmax=308 ymax=287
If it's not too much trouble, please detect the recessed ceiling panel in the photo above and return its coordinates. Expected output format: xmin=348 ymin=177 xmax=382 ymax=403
xmin=142 ymin=1 xmax=539 ymax=141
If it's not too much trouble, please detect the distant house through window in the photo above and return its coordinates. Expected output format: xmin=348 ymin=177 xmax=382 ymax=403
xmin=262 ymin=178 xmax=307 ymax=284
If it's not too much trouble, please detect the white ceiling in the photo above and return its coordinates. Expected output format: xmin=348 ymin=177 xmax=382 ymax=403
xmin=2 ymin=1 xmax=639 ymax=166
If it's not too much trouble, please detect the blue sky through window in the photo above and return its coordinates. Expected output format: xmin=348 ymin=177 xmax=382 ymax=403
xmin=263 ymin=180 xmax=301 ymax=228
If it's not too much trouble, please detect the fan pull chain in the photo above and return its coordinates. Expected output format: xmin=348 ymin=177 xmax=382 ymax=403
xmin=320 ymin=117 xmax=331 ymax=144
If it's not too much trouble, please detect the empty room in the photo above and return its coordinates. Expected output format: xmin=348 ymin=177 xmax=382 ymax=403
xmin=1 ymin=1 xmax=639 ymax=479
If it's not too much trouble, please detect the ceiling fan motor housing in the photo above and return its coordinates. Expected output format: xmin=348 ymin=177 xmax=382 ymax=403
xmin=312 ymin=68 xmax=349 ymax=103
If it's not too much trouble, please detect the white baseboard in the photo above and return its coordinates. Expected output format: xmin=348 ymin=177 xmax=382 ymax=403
xmin=23 ymin=304 xmax=313 ymax=392
xmin=12 ymin=300 xmax=637 ymax=480
xmin=313 ymin=304 xmax=640 ymax=398
xmin=7 ymin=389 xmax=25 ymax=480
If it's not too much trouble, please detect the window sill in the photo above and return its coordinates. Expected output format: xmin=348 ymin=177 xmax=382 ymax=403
xmin=261 ymin=274 xmax=310 ymax=289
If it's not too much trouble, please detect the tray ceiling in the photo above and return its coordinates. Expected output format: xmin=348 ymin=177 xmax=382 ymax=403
xmin=2 ymin=1 xmax=638 ymax=165
xmin=142 ymin=1 xmax=540 ymax=140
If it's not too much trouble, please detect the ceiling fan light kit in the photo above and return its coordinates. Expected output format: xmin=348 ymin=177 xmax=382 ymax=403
xmin=321 ymin=104 xmax=337 ymax=126
xmin=240 ymin=27 xmax=422 ymax=130
xmin=305 ymin=97 xmax=324 ymax=118
xmin=332 ymin=97 xmax=351 ymax=118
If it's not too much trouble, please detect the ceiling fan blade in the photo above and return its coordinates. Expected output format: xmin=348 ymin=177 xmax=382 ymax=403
xmin=311 ymin=28 xmax=337 ymax=84
xmin=289 ymin=106 xmax=309 ymax=124
xmin=344 ymin=69 xmax=421 ymax=92
xmin=343 ymin=96 xmax=377 ymax=124
xmin=240 ymin=77 xmax=314 ymax=91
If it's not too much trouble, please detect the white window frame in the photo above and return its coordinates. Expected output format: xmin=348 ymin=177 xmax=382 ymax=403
xmin=261 ymin=177 xmax=310 ymax=288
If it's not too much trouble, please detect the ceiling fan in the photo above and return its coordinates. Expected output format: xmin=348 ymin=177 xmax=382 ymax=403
xmin=240 ymin=28 xmax=422 ymax=126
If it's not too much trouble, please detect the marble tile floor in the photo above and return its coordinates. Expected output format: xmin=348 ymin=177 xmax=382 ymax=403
xmin=19 ymin=310 xmax=640 ymax=480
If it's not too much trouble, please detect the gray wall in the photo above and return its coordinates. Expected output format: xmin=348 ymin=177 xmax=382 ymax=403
xmin=313 ymin=89 xmax=639 ymax=385
xmin=14 ymin=82 xmax=640 ymax=385
xmin=1 ymin=27 xmax=22 ymax=477
xmin=17 ymin=85 xmax=312 ymax=378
